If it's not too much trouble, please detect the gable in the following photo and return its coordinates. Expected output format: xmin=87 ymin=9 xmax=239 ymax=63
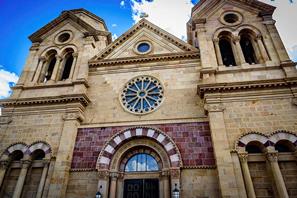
xmin=91 ymin=19 xmax=198 ymax=62
xmin=191 ymin=0 xmax=275 ymax=20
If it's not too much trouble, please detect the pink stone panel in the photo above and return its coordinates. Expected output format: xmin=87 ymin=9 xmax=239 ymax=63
xmin=71 ymin=122 xmax=215 ymax=169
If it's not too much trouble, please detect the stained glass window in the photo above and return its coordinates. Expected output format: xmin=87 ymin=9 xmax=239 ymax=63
xmin=125 ymin=153 xmax=159 ymax=172
xmin=137 ymin=42 xmax=150 ymax=53
xmin=120 ymin=76 xmax=164 ymax=114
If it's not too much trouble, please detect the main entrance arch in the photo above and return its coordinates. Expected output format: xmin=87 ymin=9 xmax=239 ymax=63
xmin=96 ymin=127 xmax=183 ymax=198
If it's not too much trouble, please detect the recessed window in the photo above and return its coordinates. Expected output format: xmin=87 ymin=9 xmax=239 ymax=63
xmin=125 ymin=153 xmax=159 ymax=172
xmin=120 ymin=76 xmax=164 ymax=115
xmin=137 ymin=42 xmax=150 ymax=53
xmin=58 ymin=33 xmax=71 ymax=43
xmin=224 ymin=13 xmax=239 ymax=24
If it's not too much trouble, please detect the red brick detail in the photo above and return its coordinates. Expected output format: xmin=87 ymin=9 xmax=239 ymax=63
xmin=71 ymin=122 xmax=215 ymax=169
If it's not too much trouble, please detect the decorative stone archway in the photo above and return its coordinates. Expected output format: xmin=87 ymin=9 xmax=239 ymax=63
xmin=96 ymin=127 xmax=183 ymax=198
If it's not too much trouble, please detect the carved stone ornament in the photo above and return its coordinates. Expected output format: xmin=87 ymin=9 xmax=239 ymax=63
xmin=266 ymin=152 xmax=278 ymax=162
xmin=292 ymin=98 xmax=297 ymax=106
xmin=170 ymin=168 xmax=180 ymax=179
xmin=204 ymin=103 xmax=225 ymax=113
xmin=63 ymin=112 xmax=83 ymax=122
xmin=0 ymin=116 xmax=12 ymax=124
xmin=98 ymin=170 xmax=110 ymax=179
xmin=21 ymin=160 xmax=32 ymax=168
xmin=161 ymin=169 xmax=170 ymax=177
xmin=238 ymin=152 xmax=249 ymax=163
xmin=109 ymin=171 xmax=119 ymax=179
xmin=0 ymin=160 xmax=10 ymax=169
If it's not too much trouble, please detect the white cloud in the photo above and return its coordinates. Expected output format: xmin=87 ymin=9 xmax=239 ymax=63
xmin=130 ymin=0 xmax=193 ymax=40
xmin=0 ymin=67 xmax=19 ymax=99
xmin=120 ymin=0 xmax=125 ymax=7
xmin=112 ymin=33 xmax=118 ymax=41
xmin=260 ymin=0 xmax=297 ymax=55
xmin=112 ymin=23 xmax=117 ymax=28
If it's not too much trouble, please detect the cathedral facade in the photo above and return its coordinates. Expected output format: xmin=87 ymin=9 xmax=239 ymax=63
xmin=0 ymin=0 xmax=297 ymax=197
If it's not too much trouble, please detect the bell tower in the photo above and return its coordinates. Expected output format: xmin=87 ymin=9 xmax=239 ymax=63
xmin=188 ymin=0 xmax=297 ymax=197
xmin=12 ymin=8 xmax=111 ymax=98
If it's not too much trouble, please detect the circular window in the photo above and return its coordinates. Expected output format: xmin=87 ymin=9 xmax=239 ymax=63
xmin=134 ymin=41 xmax=152 ymax=54
xmin=220 ymin=11 xmax=242 ymax=26
xmin=224 ymin=13 xmax=239 ymax=24
xmin=58 ymin=33 xmax=71 ymax=43
xmin=120 ymin=76 xmax=164 ymax=115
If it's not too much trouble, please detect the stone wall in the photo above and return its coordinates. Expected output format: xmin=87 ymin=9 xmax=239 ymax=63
xmin=181 ymin=169 xmax=220 ymax=198
xmin=71 ymin=122 xmax=214 ymax=169
xmin=224 ymin=98 xmax=297 ymax=149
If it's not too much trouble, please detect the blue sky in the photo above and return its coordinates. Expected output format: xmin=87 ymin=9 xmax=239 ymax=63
xmin=0 ymin=0 xmax=296 ymax=98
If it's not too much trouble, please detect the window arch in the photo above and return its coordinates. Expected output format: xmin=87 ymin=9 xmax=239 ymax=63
xmin=275 ymin=140 xmax=296 ymax=153
xmin=125 ymin=153 xmax=159 ymax=172
xmin=245 ymin=141 xmax=265 ymax=154
xmin=40 ymin=50 xmax=57 ymax=83
xmin=9 ymin=150 xmax=24 ymax=161
xmin=59 ymin=48 xmax=75 ymax=81
xmin=239 ymin=29 xmax=258 ymax=64
xmin=218 ymin=32 xmax=236 ymax=67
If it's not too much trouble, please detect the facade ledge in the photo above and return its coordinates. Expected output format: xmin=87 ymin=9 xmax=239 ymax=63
xmin=0 ymin=94 xmax=90 ymax=107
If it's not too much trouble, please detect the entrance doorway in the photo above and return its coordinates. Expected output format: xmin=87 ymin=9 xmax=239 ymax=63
xmin=123 ymin=179 xmax=159 ymax=198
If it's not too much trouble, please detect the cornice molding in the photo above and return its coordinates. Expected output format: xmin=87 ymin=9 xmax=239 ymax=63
xmin=198 ymin=77 xmax=297 ymax=98
xmin=89 ymin=52 xmax=200 ymax=67
xmin=0 ymin=94 xmax=90 ymax=108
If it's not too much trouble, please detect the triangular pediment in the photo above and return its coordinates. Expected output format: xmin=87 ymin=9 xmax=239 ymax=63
xmin=90 ymin=19 xmax=198 ymax=62
xmin=191 ymin=0 xmax=275 ymax=20
xmin=29 ymin=9 xmax=111 ymax=43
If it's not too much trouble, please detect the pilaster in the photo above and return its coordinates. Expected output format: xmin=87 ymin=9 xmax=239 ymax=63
xmin=205 ymin=103 xmax=241 ymax=198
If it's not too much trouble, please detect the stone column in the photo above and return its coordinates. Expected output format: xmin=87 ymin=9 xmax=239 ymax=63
xmin=205 ymin=104 xmax=241 ymax=198
xmin=49 ymin=55 xmax=62 ymax=82
xmin=161 ymin=169 xmax=170 ymax=198
xmin=233 ymin=36 xmax=247 ymax=66
xmin=213 ymin=38 xmax=224 ymax=66
xmin=256 ymin=35 xmax=269 ymax=63
xmin=109 ymin=172 xmax=118 ymax=198
xmin=262 ymin=17 xmax=291 ymax=63
xmin=47 ymin=112 xmax=82 ymax=198
xmin=36 ymin=160 xmax=50 ymax=198
xmin=170 ymin=168 xmax=181 ymax=197
xmin=97 ymin=170 xmax=110 ymax=198
xmin=69 ymin=52 xmax=78 ymax=80
xmin=33 ymin=56 xmax=46 ymax=83
xmin=0 ymin=160 xmax=9 ymax=188
xmin=12 ymin=160 xmax=31 ymax=198
xmin=266 ymin=152 xmax=289 ymax=198
xmin=238 ymin=152 xmax=256 ymax=198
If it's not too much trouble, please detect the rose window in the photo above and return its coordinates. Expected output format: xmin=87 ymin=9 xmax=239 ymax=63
xmin=121 ymin=76 xmax=164 ymax=114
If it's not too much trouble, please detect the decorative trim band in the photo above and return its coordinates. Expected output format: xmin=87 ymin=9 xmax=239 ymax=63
xmin=198 ymin=77 xmax=297 ymax=98
xmin=0 ymin=94 xmax=90 ymax=107
xmin=182 ymin=165 xmax=216 ymax=169
xmin=89 ymin=52 xmax=199 ymax=67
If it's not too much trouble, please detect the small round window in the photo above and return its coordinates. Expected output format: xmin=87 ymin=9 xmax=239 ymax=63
xmin=58 ymin=33 xmax=71 ymax=43
xmin=120 ymin=75 xmax=164 ymax=115
xmin=224 ymin=13 xmax=239 ymax=24
xmin=135 ymin=41 xmax=152 ymax=54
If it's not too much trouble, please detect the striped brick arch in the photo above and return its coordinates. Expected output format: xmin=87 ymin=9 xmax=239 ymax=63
xmin=96 ymin=127 xmax=183 ymax=170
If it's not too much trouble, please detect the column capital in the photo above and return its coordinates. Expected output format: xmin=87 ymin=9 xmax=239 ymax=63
xmin=72 ymin=52 xmax=79 ymax=57
xmin=204 ymin=103 xmax=225 ymax=113
xmin=213 ymin=38 xmax=220 ymax=43
xmin=266 ymin=152 xmax=278 ymax=162
xmin=42 ymin=159 xmax=50 ymax=166
xmin=238 ymin=152 xmax=249 ymax=163
xmin=39 ymin=56 xmax=47 ymax=62
xmin=233 ymin=35 xmax=241 ymax=42
xmin=256 ymin=34 xmax=263 ymax=40
xmin=170 ymin=168 xmax=180 ymax=180
xmin=55 ymin=55 xmax=63 ymax=61
xmin=109 ymin=171 xmax=119 ymax=179
xmin=0 ymin=160 xmax=10 ymax=169
xmin=63 ymin=112 xmax=84 ymax=122
xmin=21 ymin=160 xmax=32 ymax=168
xmin=161 ymin=169 xmax=170 ymax=177
xmin=98 ymin=170 xmax=110 ymax=179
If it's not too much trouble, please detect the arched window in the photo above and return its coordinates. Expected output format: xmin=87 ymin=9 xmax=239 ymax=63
xmin=125 ymin=153 xmax=159 ymax=172
xmin=246 ymin=141 xmax=265 ymax=154
xmin=240 ymin=30 xmax=258 ymax=64
xmin=31 ymin=149 xmax=46 ymax=160
xmin=275 ymin=140 xmax=295 ymax=153
xmin=9 ymin=150 xmax=24 ymax=161
xmin=43 ymin=55 xmax=56 ymax=82
xmin=218 ymin=32 xmax=236 ymax=67
xmin=60 ymin=53 xmax=74 ymax=81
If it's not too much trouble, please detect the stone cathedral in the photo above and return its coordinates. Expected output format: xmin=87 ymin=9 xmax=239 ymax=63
xmin=0 ymin=0 xmax=297 ymax=197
